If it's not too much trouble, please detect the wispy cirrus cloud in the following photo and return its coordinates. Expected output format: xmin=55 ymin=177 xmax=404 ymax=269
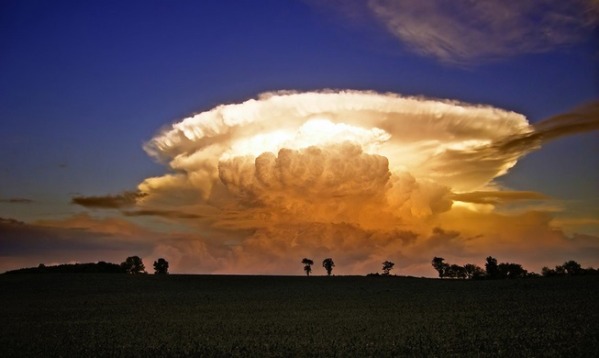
xmin=311 ymin=0 xmax=599 ymax=64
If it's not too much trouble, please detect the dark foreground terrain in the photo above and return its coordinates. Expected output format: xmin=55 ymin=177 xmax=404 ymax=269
xmin=1 ymin=274 xmax=598 ymax=357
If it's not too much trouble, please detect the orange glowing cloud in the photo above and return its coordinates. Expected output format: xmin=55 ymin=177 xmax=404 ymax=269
xmin=106 ymin=90 xmax=597 ymax=275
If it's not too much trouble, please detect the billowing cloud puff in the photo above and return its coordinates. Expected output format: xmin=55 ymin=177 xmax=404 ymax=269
xmin=311 ymin=0 xmax=599 ymax=64
xmin=220 ymin=143 xmax=389 ymax=206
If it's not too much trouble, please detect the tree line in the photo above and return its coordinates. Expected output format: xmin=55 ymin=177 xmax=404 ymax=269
xmin=4 ymin=255 xmax=598 ymax=278
xmin=431 ymin=256 xmax=598 ymax=279
xmin=301 ymin=256 xmax=598 ymax=279
xmin=4 ymin=256 xmax=170 ymax=275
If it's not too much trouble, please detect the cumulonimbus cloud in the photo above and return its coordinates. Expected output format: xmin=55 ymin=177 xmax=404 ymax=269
xmin=126 ymin=90 xmax=599 ymax=274
xmin=313 ymin=0 xmax=599 ymax=64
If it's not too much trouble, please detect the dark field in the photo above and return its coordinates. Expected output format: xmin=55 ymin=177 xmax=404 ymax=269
xmin=1 ymin=274 xmax=598 ymax=357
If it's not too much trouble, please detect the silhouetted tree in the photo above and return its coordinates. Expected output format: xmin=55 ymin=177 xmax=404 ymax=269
xmin=153 ymin=258 xmax=169 ymax=274
xmin=322 ymin=258 xmax=335 ymax=276
xmin=432 ymin=257 xmax=449 ymax=278
xmin=485 ymin=256 xmax=499 ymax=279
xmin=497 ymin=263 xmax=527 ymax=279
xmin=554 ymin=264 xmax=566 ymax=275
xmin=447 ymin=264 xmax=467 ymax=279
xmin=121 ymin=256 xmax=145 ymax=274
xmin=302 ymin=258 xmax=314 ymax=276
xmin=445 ymin=264 xmax=455 ymax=278
xmin=542 ymin=266 xmax=557 ymax=277
xmin=464 ymin=263 xmax=485 ymax=279
xmin=382 ymin=261 xmax=395 ymax=276
xmin=561 ymin=260 xmax=582 ymax=276
xmin=548 ymin=260 xmax=585 ymax=277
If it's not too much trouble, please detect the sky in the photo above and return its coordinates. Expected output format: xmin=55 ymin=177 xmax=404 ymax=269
xmin=1 ymin=0 xmax=598 ymax=276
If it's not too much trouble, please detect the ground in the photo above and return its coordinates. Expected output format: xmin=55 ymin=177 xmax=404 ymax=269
xmin=1 ymin=274 xmax=598 ymax=356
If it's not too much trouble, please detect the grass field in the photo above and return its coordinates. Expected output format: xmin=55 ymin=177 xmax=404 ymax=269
xmin=1 ymin=274 xmax=598 ymax=357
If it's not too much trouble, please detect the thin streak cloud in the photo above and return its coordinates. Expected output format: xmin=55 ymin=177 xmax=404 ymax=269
xmin=71 ymin=191 xmax=147 ymax=209
xmin=122 ymin=209 xmax=202 ymax=219
xmin=451 ymin=191 xmax=548 ymax=205
xmin=0 ymin=198 xmax=34 ymax=204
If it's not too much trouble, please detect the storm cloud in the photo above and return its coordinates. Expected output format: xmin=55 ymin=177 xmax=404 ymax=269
xmin=126 ymin=90 xmax=599 ymax=275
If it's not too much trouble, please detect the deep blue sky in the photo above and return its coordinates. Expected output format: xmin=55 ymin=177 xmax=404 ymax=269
xmin=1 ymin=0 xmax=597 ymax=221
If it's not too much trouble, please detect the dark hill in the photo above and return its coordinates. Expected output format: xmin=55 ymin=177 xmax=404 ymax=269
xmin=4 ymin=261 xmax=125 ymax=274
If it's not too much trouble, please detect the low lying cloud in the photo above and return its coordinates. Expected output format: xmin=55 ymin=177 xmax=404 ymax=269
xmin=312 ymin=0 xmax=599 ymax=64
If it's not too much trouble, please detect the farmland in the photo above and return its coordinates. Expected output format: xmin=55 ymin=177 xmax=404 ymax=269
xmin=1 ymin=274 xmax=598 ymax=356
